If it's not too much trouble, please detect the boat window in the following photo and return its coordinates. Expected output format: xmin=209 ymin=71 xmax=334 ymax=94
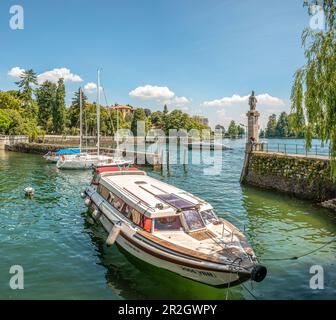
xmin=124 ymin=205 xmax=132 ymax=219
xmin=107 ymin=192 xmax=115 ymax=203
xmin=130 ymin=208 xmax=143 ymax=227
xmin=100 ymin=185 xmax=110 ymax=200
xmin=200 ymin=209 xmax=218 ymax=225
xmin=154 ymin=216 xmax=182 ymax=231
xmin=112 ymin=196 xmax=124 ymax=211
xmin=183 ymin=210 xmax=205 ymax=231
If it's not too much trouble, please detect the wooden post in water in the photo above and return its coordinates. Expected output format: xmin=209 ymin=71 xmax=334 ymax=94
xmin=183 ymin=147 xmax=187 ymax=172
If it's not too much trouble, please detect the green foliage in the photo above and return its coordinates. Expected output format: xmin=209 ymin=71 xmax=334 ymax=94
xmin=291 ymin=0 xmax=336 ymax=176
xmin=264 ymin=112 xmax=304 ymax=138
xmin=15 ymin=69 xmax=38 ymax=102
xmin=237 ymin=125 xmax=245 ymax=136
xmin=68 ymin=88 xmax=88 ymax=128
xmin=36 ymin=81 xmax=57 ymax=131
xmin=52 ymin=78 xmax=66 ymax=134
xmin=131 ymin=108 xmax=150 ymax=135
xmin=265 ymin=114 xmax=277 ymax=137
xmin=0 ymin=91 xmax=22 ymax=110
xmin=227 ymin=120 xmax=239 ymax=137
xmin=151 ymin=111 xmax=163 ymax=127
xmin=249 ymin=152 xmax=333 ymax=200
xmin=0 ymin=110 xmax=11 ymax=133
xmin=163 ymin=104 xmax=168 ymax=115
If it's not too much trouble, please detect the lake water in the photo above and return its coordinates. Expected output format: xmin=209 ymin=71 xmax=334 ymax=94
xmin=0 ymin=138 xmax=335 ymax=300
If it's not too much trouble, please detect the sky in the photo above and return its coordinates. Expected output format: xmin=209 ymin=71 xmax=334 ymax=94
xmin=0 ymin=0 xmax=310 ymax=128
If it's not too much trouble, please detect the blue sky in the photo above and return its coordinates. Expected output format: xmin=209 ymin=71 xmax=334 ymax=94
xmin=0 ymin=0 xmax=309 ymax=128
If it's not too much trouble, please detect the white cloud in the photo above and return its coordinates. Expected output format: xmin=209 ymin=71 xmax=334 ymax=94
xmin=171 ymin=96 xmax=190 ymax=106
xmin=83 ymin=82 xmax=102 ymax=94
xmin=202 ymin=93 xmax=285 ymax=107
xmin=8 ymin=67 xmax=25 ymax=78
xmin=256 ymin=93 xmax=285 ymax=106
xmin=129 ymin=85 xmax=191 ymax=110
xmin=37 ymin=68 xmax=83 ymax=84
xmin=129 ymin=85 xmax=175 ymax=101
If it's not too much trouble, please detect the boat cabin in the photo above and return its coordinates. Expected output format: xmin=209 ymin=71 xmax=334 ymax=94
xmin=94 ymin=167 xmax=219 ymax=234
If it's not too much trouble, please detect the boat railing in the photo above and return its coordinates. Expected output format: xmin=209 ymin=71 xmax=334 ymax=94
xmin=105 ymin=180 xmax=156 ymax=213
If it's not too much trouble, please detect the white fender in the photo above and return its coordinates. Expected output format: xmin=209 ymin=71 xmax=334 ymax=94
xmin=92 ymin=209 xmax=101 ymax=220
xmin=106 ymin=223 xmax=122 ymax=246
xmin=84 ymin=198 xmax=91 ymax=207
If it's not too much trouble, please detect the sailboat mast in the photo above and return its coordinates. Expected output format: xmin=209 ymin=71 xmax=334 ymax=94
xmin=97 ymin=69 xmax=101 ymax=157
xmin=79 ymin=87 xmax=82 ymax=151
xmin=116 ymin=105 xmax=119 ymax=151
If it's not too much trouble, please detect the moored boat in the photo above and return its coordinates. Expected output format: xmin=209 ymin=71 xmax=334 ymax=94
xmin=57 ymin=154 xmax=131 ymax=169
xmin=82 ymin=166 xmax=267 ymax=288
xmin=43 ymin=148 xmax=81 ymax=162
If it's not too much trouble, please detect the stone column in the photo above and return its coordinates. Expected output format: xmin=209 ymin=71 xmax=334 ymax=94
xmin=247 ymin=110 xmax=260 ymax=143
xmin=247 ymin=91 xmax=260 ymax=144
xmin=240 ymin=91 xmax=261 ymax=183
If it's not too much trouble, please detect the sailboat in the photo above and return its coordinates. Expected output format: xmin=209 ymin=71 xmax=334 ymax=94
xmin=56 ymin=70 xmax=131 ymax=170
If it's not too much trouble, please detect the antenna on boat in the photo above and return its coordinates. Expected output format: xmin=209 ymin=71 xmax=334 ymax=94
xmin=97 ymin=68 xmax=101 ymax=157
xmin=79 ymin=87 xmax=83 ymax=152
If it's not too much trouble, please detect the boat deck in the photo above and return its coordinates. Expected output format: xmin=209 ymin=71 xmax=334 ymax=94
xmin=102 ymin=174 xmax=211 ymax=217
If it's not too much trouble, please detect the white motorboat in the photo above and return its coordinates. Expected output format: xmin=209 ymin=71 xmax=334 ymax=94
xmin=82 ymin=166 xmax=267 ymax=288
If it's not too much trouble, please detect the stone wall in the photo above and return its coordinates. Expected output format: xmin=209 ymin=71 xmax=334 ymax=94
xmin=242 ymin=151 xmax=336 ymax=202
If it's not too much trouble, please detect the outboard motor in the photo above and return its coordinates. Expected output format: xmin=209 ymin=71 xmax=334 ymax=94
xmin=251 ymin=265 xmax=267 ymax=282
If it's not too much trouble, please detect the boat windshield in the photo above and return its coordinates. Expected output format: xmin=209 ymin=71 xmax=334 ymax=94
xmin=183 ymin=209 xmax=205 ymax=231
xmin=200 ymin=209 xmax=218 ymax=225
xmin=154 ymin=216 xmax=182 ymax=231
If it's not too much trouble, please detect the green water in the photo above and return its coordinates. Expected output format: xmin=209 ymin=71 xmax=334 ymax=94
xmin=0 ymin=139 xmax=335 ymax=300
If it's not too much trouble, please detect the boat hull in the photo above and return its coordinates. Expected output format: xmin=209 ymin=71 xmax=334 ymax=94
xmin=86 ymin=188 xmax=253 ymax=288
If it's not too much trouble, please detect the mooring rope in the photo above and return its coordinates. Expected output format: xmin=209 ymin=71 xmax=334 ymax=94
xmin=260 ymin=238 xmax=336 ymax=261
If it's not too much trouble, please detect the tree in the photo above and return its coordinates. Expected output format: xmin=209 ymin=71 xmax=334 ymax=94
xmin=144 ymin=108 xmax=152 ymax=117
xmin=265 ymin=114 xmax=277 ymax=137
xmin=36 ymin=81 xmax=57 ymax=131
xmin=15 ymin=69 xmax=37 ymax=102
xmin=52 ymin=78 xmax=66 ymax=134
xmin=227 ymin=120 xmax=238 ymax=138
xmin=68 ymin=88 xmax=88 ymax=129
xmin=237 ymin=125 xmax=245 ymax=136
xmin=0 ymin=91 xmax=22 ymax=110
xmin=151 ymin=111 xmax=163 ymax=126
xmin=276 ymin=112 xmax=290 ymax=137
xmin=291 ymin=1 xmax=336 ymax=175
xmin=163 ymin=104 xmax=168 ymax=116
xmin=0 ymin=110 xmax=11 ymax=133
xmin=131 ymin=108 xmax=149 ymax=135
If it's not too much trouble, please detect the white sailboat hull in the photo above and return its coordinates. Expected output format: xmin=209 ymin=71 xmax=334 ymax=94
xmin=57 ymin=154 xmax=132 ymax=170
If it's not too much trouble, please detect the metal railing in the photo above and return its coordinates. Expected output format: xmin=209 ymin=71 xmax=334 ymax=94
xmin=261 ymin=143 xmax=330 ymax=157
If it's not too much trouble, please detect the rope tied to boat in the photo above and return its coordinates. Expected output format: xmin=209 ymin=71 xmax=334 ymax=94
xmin=260 ymin=238 xmax=336 ymax=261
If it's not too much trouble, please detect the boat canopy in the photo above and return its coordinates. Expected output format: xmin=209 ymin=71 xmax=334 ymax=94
xmin=55 ymin=149 xmax=81 ymax=155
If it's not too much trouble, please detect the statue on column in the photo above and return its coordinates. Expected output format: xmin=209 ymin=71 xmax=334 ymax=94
xmin=248 ymin=90 xmax=257 ymax=111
